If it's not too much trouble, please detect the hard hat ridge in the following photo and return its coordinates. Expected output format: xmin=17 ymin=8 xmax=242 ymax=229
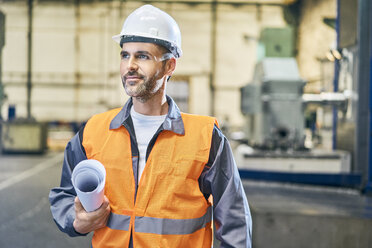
xmin=113 ymin=4 xmax=182 ymax=58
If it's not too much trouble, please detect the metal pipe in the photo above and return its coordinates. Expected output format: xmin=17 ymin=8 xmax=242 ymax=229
xmin=356 ymin=0 xmax=372 ymax=192
xmin=302 ymin=92 xmax=350 ymax=106
xmin=209 ymin=0 xmax=217 ymax=116
xmin=332 ymin=0 xmax=341 ymax=150
xmin=74 ymin=0 xmax=81 ymax=121
xmin=26 ymin=0 xmax=33 ymax=119
xmin=365 ymin=0 xmax=372 ymax=194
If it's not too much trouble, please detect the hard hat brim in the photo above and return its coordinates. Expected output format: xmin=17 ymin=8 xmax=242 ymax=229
xmin=112 ymin=34 xmax=121 ymax=44
xmin=112 ymin=34 xmax=182 ymax=58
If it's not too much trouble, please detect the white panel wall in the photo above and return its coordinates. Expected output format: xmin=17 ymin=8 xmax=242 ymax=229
xmin=2 ymin=2 xmax=28 ymax=73
xmin=2 ymin=2 xmax=28 ymax=119
xmin=0 ymin=1 xmax=288 ymax=127
xmin=189 ymin=74 xmax=211 ymax=116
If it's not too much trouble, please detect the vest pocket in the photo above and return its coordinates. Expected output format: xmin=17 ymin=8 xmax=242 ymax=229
xmin=175 ymin=158 xmax=205 ymax=180
xmin=150 ymin=157 xmax=205 ymax=180
xmin=142 ymin=171 xmax=208 ymax=220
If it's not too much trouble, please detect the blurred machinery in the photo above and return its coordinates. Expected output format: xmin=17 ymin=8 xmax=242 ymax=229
xmin=1 ymin=121 xmax=47 ymax=153
xmin=241 ymin=58 xmax=306 ymax=151
xmin=237 ymin=57 xmax=351 ymax=174
xmin=235 ymin=0 xmax=372 ymax=191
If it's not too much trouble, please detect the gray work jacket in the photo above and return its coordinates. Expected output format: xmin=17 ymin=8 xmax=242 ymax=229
xmin=49 ymin=95 xmax=252 ymax=248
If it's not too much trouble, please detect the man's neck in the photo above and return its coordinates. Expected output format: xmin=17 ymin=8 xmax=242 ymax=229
xmin=132 ymin=93 xmax=168 ymax=116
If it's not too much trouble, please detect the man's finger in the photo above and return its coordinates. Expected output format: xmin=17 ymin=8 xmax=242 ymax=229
xmin=99 ymin=196 xmax=110 ymax=211
xmin=74 ymin=197 xmax=84 ymax=212
xmin=88 ymin=196 xmax=110 ymax=218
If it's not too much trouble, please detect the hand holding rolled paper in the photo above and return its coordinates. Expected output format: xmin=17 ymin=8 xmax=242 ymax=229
xmin=71 ymin=159 xmax=106 ymax=212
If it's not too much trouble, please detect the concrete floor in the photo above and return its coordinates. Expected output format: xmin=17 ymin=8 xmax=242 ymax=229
xmin=244 ymin=181 xmax=372 ymax=248
xmin=0 ymin=152 xmax=92 ymax=248
xmin=1 ymin=152 xmax=372 ymax=248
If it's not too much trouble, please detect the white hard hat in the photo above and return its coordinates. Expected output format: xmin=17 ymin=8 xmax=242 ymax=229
xmin=112 ymin=4 xmax=182 ymax=58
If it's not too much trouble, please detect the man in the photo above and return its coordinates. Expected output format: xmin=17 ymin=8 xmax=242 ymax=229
xmin=49 ymin=4 xmax=252 ymax=248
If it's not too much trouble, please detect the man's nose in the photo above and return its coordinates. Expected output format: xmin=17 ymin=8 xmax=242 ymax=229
xmin=127 ymin=57 xmax=138 ymax=71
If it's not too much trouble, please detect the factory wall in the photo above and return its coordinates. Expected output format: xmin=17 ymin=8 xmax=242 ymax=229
xmin=1 ymin=1 xmax=124 ymax=122
xmin=297 ymin=0 xmax=337 ymax=93
xmin=0 ymin=0 xmax=338 ymax=129
xmin=0 ymin=0 xmax=288 ymax=126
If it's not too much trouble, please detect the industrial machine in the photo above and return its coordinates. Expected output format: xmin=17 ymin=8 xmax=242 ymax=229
xmin=240 ymin=57 xmax=306 ymax=151
xmin=1 ymin=120 xmax=47 ymax=153
xmin=237 ymin=57 xmax=351 ymax=175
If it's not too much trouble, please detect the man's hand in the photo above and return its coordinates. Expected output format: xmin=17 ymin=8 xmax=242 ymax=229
xmin=73 ymin=196 xmax=111 ymax=234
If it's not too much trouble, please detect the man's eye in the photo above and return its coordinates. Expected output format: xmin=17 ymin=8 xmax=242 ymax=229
xmin=121 ymin=53 xmax=129 ymax=59
xmin=137 ymin=54 xmax=150 ymax=60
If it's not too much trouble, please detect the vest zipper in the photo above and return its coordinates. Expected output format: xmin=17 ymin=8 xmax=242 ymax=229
xmin=145 ymin=126 xmax=164 ymax=162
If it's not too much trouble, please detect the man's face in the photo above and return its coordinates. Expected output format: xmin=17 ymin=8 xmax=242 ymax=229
xmin=120 ymin=42 xmax=168 ymax=102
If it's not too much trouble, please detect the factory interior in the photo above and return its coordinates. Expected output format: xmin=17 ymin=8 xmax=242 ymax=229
xmin=0 ymin=0 xmax=372 ymax=247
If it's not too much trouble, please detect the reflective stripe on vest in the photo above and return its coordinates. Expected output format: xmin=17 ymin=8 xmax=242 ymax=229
xmin=107 ymin=212 xmax=131 ymax=231
xmin=107 ymin=206 xmax=212 ymax=235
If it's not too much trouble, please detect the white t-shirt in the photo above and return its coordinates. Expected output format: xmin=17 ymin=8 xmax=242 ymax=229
xmin=130 ymin=106 xmax=167 ymax=182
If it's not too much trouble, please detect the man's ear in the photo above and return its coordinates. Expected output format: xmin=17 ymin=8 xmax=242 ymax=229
xmin=165 ymin=57 xmax=176 ymax=77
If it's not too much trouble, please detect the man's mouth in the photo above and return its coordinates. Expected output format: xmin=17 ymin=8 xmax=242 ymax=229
xmin=124 ymin=75 xmax=143 ymax=85
xmin=125 ymin=73 xmax=144 ymax=79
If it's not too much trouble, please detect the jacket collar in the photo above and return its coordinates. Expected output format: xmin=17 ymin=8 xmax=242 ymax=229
xmin=109 ymin=95 xmax=185 ymax=135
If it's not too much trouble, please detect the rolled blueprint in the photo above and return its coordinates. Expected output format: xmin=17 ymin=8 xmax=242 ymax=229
xmin=72 ymin=159 xmax=106 ymax=212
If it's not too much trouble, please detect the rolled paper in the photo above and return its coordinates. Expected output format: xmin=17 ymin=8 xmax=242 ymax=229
xmin=72 ymin=159 xmax=106 ymax=212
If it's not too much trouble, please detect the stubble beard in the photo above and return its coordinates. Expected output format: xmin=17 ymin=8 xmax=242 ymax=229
xmin=121 ymin=71 xmax=163 ymax=103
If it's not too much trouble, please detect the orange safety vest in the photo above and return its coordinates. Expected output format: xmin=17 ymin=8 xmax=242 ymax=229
xmin=82 ymin=108 xmax=216 ymax=248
